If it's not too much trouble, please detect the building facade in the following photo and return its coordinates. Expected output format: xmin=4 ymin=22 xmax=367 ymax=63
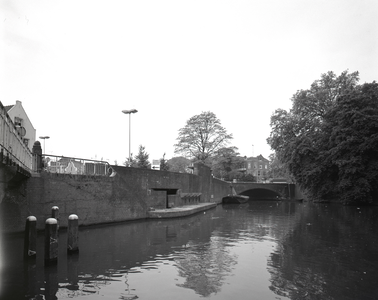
xmin=245 ymin=154 xmax=270 ymax=182
xmin=4 ymin=100 xmax=36 ymax=152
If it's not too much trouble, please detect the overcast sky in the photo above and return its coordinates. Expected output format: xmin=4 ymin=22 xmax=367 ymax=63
xmin=1 ymin=0 xmax=377 ymax=164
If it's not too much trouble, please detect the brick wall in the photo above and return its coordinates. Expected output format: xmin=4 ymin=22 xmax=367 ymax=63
xmin=0 ymin=163 xmax=230 ymax=232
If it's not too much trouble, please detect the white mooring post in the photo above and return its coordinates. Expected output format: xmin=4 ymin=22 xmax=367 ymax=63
xmin=44 ymin=218 xmax=58 ymax=264
xmin=67 ymin=214 xmax=79 ymax=253
xmin=51 ymin=206 xmax=59 ymax=230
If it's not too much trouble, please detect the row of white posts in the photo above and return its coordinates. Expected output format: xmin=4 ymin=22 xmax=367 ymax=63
xmin=24 ymin=206 xmax=79 ymax=264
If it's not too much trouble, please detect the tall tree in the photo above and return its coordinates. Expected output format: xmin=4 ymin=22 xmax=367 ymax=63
xmin=267 ymin=70 xmax=366 ymax=202
xmin=174 ymin=111 xmax=233 ymax=163
xmin=320 ymin=82 xmax=378 ymax=204
xmin=268 ymin=71 xmax=359 ymax=161
xmin=211 ymin=147 xmax=244 ymax=180
xmin=135 ymin=145 xmax=151 ymax=169
xmin=160 ymin=153 xmax=169 ymax=171
xmin=123 ymin=154 xmax=137 ymax=167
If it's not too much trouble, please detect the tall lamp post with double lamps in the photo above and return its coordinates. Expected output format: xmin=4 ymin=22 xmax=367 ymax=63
xmin=39 ymin=136 xmax=50 ymax=155
xmin=122 ymin=109 xmax=138 ymax=166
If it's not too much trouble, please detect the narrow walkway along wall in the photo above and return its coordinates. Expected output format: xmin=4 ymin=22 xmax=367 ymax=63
xmin=0 ymin=163 xmax=230 ymax=232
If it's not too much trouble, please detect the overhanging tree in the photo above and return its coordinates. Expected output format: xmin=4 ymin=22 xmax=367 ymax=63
xmin=267 ymin=70 xmax=376 ymax=203
xmin=321 ymin=82 xmax=378 ymax=204
xmin=174 ymin=111 xmax=233 ymax=163
xmin=268 ymin=153 xmax=292 ymax=181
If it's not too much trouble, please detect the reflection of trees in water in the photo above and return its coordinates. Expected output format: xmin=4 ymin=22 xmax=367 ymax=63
xmin=218 ymin=202 xmax=303 ymax=246
xmin=268 ymin=250 xmax=331 ymax=300
xmin=175 ymin=237 xmax=237 ymax=297
xmin=267 ymin=204 xmax=378 ymax=300
xmin=172 ymin=202 xmax=302 ymax=297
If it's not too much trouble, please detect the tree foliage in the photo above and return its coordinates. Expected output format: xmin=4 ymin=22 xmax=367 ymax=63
xmin=321 ymin=82 xmax=378 ymax=203
xmin=268 ymin=153 xmax=292 ymax=181
xmin=210 ymin=147 xmax=245 ymax=180
xmin=123 ymin=145 xmax=152 ymax=168
xmin=134 ymin=145 xmax=151 ymax=168
xmin=123 ymin=154 xmax=136 ymax=167
xmin=160 ymin=153 xmax=169 ymax=171
xmin=268 ymin=71 xmax=378 ymax=204
xmin=174 ymin=111 xmax=233 ymax=162
xmin=167 ymin=156 xmax=192 ymax=173
xmin=209 ymin=147 xmax=257 ymax=182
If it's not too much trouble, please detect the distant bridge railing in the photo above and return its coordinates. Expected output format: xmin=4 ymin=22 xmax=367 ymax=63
xmin=0 ymin=102 xmax=33 ymax=173
xmin=42 ymin=154 xmax=113 ymax=176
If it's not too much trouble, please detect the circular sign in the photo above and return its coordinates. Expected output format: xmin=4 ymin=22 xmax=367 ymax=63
xmin=17 ymin=126 xmax=26 ymax=137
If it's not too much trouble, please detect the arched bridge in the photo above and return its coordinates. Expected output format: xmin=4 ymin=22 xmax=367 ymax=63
xmin=232 ymin=182 xmax=298 ymax=200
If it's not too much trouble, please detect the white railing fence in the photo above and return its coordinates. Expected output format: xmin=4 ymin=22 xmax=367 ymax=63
xmin=42 ymin=154 xmax=113 ymax=176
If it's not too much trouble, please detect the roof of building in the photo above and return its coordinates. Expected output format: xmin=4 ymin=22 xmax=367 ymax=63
xmin=4 ymin=101 xmax=36 ymax=131
xmin=4 ymin=105 xmax=14 ymax=112
xmin=246 ymin=154 xmax=270 ymax=162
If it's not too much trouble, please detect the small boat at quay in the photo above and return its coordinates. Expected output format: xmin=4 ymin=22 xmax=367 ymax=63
xmin=222 ymin=186 xmax=249 ymax=204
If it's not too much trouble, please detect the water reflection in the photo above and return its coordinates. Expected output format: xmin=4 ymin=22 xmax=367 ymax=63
xmin=1 ymin=202 xmax=378 ymax=299
xmin=23 ymin=259 xmax=38 ymax=299
xmin=174 ymin=239 xmax=237 ymax=297
xmin=268 ymin=204 xmax=378 ymax=300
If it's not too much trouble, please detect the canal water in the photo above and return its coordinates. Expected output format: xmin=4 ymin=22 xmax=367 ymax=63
xmin=1 ymin=201 xmax=378 ymax=300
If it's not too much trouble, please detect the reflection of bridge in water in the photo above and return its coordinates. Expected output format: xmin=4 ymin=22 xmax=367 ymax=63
xmin=232 ymin=182 xmax=298 ymax=200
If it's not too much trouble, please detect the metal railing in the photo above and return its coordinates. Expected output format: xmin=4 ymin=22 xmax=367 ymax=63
xmin=0 ymin=102 xmax=33 ymax=172
xmin=42 ymin=154 xmax=113 ymax=176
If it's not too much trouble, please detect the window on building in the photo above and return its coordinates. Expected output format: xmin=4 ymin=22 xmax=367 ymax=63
xmin=265 ymin=165 xmax=267 ymax=169
xmin=14 ymin=117 xmax=23 ymax=126
xmin=259 ymin=165 xmax=262 ymax=169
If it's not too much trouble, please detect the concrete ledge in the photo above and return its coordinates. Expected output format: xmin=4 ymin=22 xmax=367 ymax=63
xmin=147 ymin=203 xmax=217 ymax=219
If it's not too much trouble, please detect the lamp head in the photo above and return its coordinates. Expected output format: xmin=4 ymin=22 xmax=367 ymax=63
xmin=122 ymin=109 xmax=138 ymax=114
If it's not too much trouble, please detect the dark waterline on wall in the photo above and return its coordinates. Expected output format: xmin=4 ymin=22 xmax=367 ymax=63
xmin=1 ymin=201 xmax=378 ymax=299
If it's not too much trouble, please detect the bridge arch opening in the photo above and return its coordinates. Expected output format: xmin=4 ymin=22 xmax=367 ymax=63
xmin=240 ymin=188 xmax=282 ymax=200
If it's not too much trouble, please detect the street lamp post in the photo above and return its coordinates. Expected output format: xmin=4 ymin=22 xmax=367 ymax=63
xmin=39 ymin=136 xmax=50 ymax=155
xmin=122 ymin=109 xmax=138 ymax=166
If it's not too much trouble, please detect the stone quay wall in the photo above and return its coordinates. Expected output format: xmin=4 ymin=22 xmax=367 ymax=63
xmin=0 ymin=163 xmax=230 ymax=232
